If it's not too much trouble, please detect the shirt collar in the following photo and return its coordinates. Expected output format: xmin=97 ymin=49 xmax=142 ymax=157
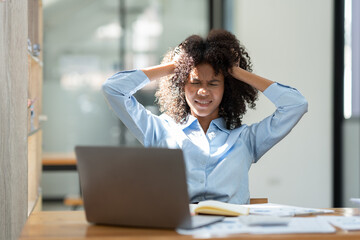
xmin=180 ymin=115 xmax=198 ymax=130
xmin=211 ymin=117 xmax=230 ymax=134
xmin=180 ymin=115 xmax=230 ymax=134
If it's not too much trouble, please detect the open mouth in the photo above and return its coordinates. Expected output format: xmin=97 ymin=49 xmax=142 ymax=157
xmin=195 ymin=99 xmax=212 ymax=107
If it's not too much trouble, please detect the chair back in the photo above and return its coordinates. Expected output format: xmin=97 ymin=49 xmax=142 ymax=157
xmin=249 ymin=198 xmax=268 ymax=204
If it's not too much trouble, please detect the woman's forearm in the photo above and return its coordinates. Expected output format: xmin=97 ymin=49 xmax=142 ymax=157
xmin=141 ymin=62 xmax=176 ymax=82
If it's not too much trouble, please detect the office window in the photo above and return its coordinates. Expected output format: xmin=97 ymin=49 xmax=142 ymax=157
xmin=341 ymin=0 xmax=360 ymax=208
xmin=344 ymin=0 xmax=360 ymax=119
xmin=42 ymin=0 xmax=209 ymax=153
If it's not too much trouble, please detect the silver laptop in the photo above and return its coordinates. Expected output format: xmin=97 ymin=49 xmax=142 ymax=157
xmin=75 ymin=146 xmax=223 ymax=229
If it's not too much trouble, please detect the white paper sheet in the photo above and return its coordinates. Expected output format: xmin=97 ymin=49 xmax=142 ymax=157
xmin=177 ymin=217 xmax=335 ymax=236
xmin=248 ymin=218 xmax=336 ymax=234
xmin=177 ymin=218 xmax=248 ymax=238
xmin=243 ymin=203 xmax=334 ymax=217
xmin=318 ymin=216 xmax=360 ymax=230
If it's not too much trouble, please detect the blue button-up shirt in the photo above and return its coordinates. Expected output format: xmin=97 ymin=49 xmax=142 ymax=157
xmin=102 ymin=70 xmax=308 ymax=204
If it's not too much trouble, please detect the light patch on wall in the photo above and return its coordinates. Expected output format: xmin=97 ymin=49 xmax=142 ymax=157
xmin=60 ymin=72 xmax=105 ymax=91
xmin=77 ymin=94 xmax=94 ymax=114
xmin=59 ymin=55 xmax=108 ymax=91
xmin=42 ymin=0 xmax=58 ymax=7
xmin=132 ymin=6 xmax=163 ymax=52
xmin=344 ymin=0 xmax=352 ymax=119
xmin=95 ymin=22 xmax=122 ymax=40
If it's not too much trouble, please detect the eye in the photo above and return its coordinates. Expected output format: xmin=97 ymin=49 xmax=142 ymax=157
xmin=209 ymin=80 xmax=221 ymax=86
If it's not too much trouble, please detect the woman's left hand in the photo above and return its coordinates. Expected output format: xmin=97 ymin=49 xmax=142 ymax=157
xmin=228 ymin=66 xmax=274 ymax=92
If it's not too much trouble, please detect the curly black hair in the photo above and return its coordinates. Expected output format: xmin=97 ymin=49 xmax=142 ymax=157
xmin=155 ymin=29 xmax=258 ymax=130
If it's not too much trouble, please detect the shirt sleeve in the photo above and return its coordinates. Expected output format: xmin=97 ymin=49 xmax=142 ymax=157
xmin=102 ymin=70 xmax=166 ymax=146
xmin=244 ymin=82 xmax=308 ymax=162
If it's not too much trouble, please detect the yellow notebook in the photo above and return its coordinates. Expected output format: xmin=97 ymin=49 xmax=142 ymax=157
xmin=194 ymin=200 xmax=249 ymax=217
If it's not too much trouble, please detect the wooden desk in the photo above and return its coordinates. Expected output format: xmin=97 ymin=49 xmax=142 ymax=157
xmin=42 ymin=154 xmax=81 ymax=209
xmin=20 ymin=209 xmax=360 ymax=240
xmin=42 ymin=153 xmax=77 ymax=171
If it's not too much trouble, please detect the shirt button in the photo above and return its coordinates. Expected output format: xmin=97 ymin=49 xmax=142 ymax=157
xmin=200 ymin=180 xmax=204 ymax=184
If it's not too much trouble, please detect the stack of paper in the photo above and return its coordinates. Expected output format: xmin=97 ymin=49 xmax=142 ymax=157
xmin=190 ymin=202 xmax=334 ymax=217
xmin=318 ymin=216 xmax=360 ymax=231
xmin=180 ymin=202 xmax=337 ymax=236
xmin=177 ymin=217 xmax=335 ymax=236
xmin=244 ymin=203 xmax=334 ymax=217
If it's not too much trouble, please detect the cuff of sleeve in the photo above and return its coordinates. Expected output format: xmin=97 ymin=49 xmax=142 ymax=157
xmin=107 ymin=70 xmax=150 ymax=96
xmin=262 ymin=82 xmax=298 ymax=106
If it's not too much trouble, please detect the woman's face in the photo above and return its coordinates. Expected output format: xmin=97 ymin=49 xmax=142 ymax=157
xmin=184 ymin=63 xmax=224 ymax=122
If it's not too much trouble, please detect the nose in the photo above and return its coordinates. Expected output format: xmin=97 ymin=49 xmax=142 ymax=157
xmin=197 ymin=88 xmax=209 ymax=96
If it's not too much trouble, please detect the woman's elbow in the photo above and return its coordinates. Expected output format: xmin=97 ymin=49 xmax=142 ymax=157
xmin=101 ymin=79 xmax=114 ymax=95
xmin=298 ymin=98 xmax=309 ymax=115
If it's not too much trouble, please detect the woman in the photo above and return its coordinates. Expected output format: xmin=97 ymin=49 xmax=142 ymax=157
xmin=102 ymin=29 xmax=308 ymax=204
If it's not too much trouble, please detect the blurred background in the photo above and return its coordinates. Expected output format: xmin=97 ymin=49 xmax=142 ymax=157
xmin=40 ymin=0 xmax=359 ymax=210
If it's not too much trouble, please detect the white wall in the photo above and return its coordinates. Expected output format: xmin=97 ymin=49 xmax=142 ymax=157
xmin=234 ymin=0 xmax=333 ymax=208
xmin=343 ymin=120 xmax=360 ymax=207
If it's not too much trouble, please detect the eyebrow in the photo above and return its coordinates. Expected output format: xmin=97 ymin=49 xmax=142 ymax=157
xmin=209 ymin=79 xmax=221 ymax=83
xmin=191 ymin=78 xmax=221 ymax=82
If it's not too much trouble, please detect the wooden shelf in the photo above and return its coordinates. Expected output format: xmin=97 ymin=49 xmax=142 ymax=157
xmin=0 ymin=1 xmax=43 ymax=238
xmin=28 ymin=130 xmax=42 ymax=214
xmin=27 ymin=0 xmax=43 ymax=215
xmin=27 ymin=53 xmax=42 ymax=135
xmin=27 ymin=190 xmax=41 ymax=216
xmin=27 ymin=51 xmax=43 ymax=66
xmin=28 ymin=128 xmax=41 ymax=137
